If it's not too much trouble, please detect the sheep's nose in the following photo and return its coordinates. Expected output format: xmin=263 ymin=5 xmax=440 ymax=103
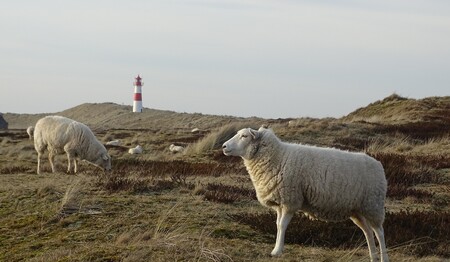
xmin=222 ymin=144 xmax=227 ymax=149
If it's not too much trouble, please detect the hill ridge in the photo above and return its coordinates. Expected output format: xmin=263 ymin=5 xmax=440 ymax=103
xmin=343 ymin=94 xmax=450 ymax=124
xmin=3 ymin=95 xmax=449 ymax=129
xmin=3 ymin=102 xmax=258 ymax=130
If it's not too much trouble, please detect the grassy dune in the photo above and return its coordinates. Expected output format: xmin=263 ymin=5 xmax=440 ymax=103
xmin=1 ymin=95 xmax=449 ymax=261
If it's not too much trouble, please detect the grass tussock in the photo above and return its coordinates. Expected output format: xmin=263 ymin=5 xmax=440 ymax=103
xmin=116 ymin=203 xmax=234 ymax=262
xmin=185 ymin=123 xmax=256 ymax=155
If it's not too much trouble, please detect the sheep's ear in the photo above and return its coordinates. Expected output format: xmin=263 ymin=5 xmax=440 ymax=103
xmin=249 ymin=129 xmax=259 ymax=139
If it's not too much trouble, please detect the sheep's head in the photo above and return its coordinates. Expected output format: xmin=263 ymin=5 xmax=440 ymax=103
xmin=92 ymin=153 xmax=112 ymax=172
xmin=222 ymin=128 xmax=261 ymax=160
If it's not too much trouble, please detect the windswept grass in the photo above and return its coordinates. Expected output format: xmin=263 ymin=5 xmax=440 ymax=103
xmin=185 ymin=123 xmax=258 ymax=155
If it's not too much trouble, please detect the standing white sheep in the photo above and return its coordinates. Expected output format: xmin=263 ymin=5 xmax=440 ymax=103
xmin=34 ymin=116 xmax=111 ymax=174
xmin=222 ymin=127 xmax=388 ymax=262
xmin=26 ymin=126 xmax=34 ymax=140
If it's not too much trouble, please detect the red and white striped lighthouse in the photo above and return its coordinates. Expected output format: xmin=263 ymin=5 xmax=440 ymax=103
xmin=133 ymin=75 xmax=143 ymax=113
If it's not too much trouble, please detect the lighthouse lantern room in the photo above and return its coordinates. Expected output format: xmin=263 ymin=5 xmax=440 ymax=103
xmin=133 ymin=75 xmax=143 ymax=113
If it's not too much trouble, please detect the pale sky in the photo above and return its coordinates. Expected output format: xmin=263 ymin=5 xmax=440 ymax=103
xmin=1 ymin=0 xmax=449 ymax=118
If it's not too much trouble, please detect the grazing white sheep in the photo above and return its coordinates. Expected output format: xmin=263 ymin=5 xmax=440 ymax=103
xmin=222 ymin=127 xmax=389 ymax=262
xmin=34 ymin=116 xmax=111 ymax=174
xmin=191 ymin=128 xmax=200 ymax=134
xmin=169 ymin=144 xmax=184 ymax=153
xmin=106 ymin=140 xmax=121 ymax=146
xmin=26 ymin=126 xmax=34 ymax=140
xmin=128 ymin=145 xmax=143 ymax=154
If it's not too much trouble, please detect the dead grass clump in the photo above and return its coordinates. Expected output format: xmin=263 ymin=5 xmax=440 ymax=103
xmin=185 ymin=123 xmax=256 ymax=155
xmin=58 ymin=178 xmax=84 ymax=218
xmin=197 ymin=183 xmax=256 ymax=204
xmin=36 ymin=184 xmax=63 ymax=201
xmin=230 ymin=210 xmax=450 ymax=257
xmin=118 ymin=203 xmax=233 ymax=262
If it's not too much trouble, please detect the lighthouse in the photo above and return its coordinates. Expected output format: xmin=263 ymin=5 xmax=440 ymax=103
xmin=133 ymin=75 xmax=143 ymax=113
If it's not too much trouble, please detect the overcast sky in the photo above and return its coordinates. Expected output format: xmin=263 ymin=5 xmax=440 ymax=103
xmin=1 ymin=0 xmax=449 ymax=118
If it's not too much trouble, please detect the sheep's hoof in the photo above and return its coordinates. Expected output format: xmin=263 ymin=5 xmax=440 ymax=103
xmin=270 ymin=249 xmax=282 ymax=256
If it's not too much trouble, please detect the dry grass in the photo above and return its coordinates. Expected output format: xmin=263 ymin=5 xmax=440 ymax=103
xmin=185 ymin=122 xmax=258 ymax=156
xmin=1 ymin=97 xmax=449 ymax=261
xmin=344 ymin=94 xmax=450 ymax=124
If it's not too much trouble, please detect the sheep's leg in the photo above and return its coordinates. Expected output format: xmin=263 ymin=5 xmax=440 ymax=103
xmin=275 ymin=207 xmax=281 ymax=226
xmin=66 ymin=154 xmax=72 ymax=173
xmin=49 ymin=152 xmax=56 ymax=173
xmin=65 ymin=148 xmax=77 ymax=174
xmin=371 ymin=225 xmax=389 ymax=262
xmin=272 ymin=208 xmax=282 ymax=256
xmin=351 ymin=215 xmax=378 ymax=262
xmin=271 ymin=209 xmax=293 ymax=256
xmin=73 ymin=159 xmax=78 ymax=173
xmin=37 ymin=152 xmax=42 ymax=174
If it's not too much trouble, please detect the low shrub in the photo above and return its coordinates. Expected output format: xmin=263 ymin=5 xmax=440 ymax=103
xmin=95 ymin=172 xmax=176 ymax=193
xmin=198 ymin=183 xmax=256 ymax=204
xmin=374 ymin=122 xmax=450 ymax=140
xmin=387 ymin=184 xmax=434 ymax=201
xmin=230 ymin=210 xmax=450 ymax=257
xmin=369 ymin=152 xmax=442 ymax=187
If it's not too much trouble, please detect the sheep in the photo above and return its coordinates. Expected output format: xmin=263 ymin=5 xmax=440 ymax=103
xmin=26 ymin=126 xmax=34 ymax=140
xmin=191 ymin=128 xmax=200 ymax=134
xmin=169 ymin=144 xmax=184 ymax=153
xmin=34 ymin=115 xmax=111 ymax=174
xmin=222 ymin=127 xmax=389 ymax=262
xmin=106 ymin=140 xmax=121 ymax=146
xmin=128 ymin=145 xmax=143 ymax=154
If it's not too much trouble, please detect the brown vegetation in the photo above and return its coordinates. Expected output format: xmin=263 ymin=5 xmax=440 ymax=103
xmin=1 ymin=95 xmax=449 ymax=261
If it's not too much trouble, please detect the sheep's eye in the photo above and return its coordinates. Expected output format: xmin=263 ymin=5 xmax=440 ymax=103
xmin=241 ymin=135 xmax=248 ymax=138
